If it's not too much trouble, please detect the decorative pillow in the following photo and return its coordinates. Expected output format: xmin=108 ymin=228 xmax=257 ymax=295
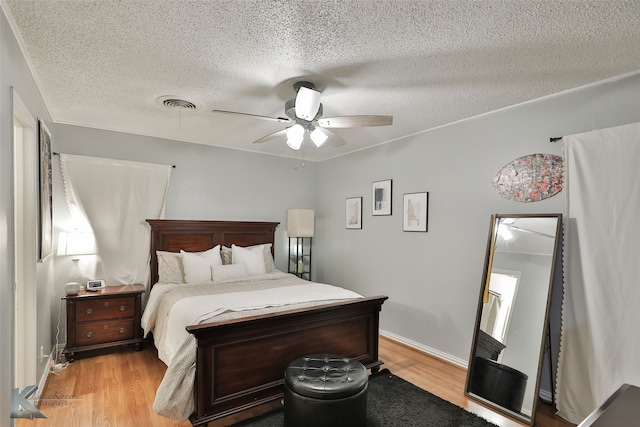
xmin=180 ymin=246 xmax=222 ymax=284
xmin=221 ymin=246 xmax=233 ymax=265
xmin=156 ymin=251 xmax=184 ymax=283
xmin=231 ymin=244 xmax=266 ymax=276
xmin=211 ymin=263 xmax=249 ymax=282
xmin=222 ymin=243 xmax=277 ymax=273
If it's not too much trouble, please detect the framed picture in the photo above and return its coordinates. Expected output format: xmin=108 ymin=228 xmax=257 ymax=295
xmin=372 ymin=179 xmax=392 ymax=216
xmin=403 ymin=192 xmax=428 ymax=232
xmin=38 ymin=120 xmax=53 ymax=260
xmin=345 ymin=197 xmax=362 ymax=229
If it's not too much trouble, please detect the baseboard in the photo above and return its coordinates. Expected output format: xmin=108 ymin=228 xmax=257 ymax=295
xmin=538 ymin=388 xmax=553 ymax=403
xmin=33 ymin=352 xmax=54 ymax=404
xmin=380 ymin=329 xmax=468 ymax=368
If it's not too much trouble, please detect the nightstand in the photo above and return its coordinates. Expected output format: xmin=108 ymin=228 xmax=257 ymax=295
xmin=62 ymin=284 xmax=145 ymax=362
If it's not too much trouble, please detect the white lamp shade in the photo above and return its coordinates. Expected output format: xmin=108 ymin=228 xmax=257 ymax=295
xmin=295 ymin=87 xmax=322 ymax=121
xmin=57 ymin=231 xmax=97 ymax=256
xmin=286 ymin=124 xmax=304 ymax=150
xmin=287 ymin=209 xmax=315 ymax=237
xmin=310 ymin=127 xmax=329 ymax=147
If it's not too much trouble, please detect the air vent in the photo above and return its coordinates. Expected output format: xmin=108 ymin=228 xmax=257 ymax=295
xmin=156 ymin=95 xmax=197 ymax=110
xmin=163 ymin=98 xmax=196 ymax=110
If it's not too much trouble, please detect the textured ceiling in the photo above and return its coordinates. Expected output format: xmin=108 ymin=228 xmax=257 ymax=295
xmin=4 ymin=0 xmax=640 ymax=161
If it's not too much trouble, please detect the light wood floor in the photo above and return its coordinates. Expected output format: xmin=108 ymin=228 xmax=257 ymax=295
xmin=378 ymin=337 xmax=575 ymax=427
xmin=19 ymin=336 xmax=575 ymax=427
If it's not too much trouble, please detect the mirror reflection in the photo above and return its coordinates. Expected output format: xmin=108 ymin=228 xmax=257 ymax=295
xmin=465 ymin=214 xmax=562 ymax=425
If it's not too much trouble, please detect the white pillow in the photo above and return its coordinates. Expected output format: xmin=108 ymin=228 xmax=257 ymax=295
xmin=211 ymin=263 xmax=249 ymax=282
xmin=180 ymin=246 xmax=222 ymax=284
xmin=222 ymin=243 xmax=278 ymax=273
xmin=231 ymin=244 xmax=266 ymax=276
xmin=156 ymin=251 xmax=184 ymax=283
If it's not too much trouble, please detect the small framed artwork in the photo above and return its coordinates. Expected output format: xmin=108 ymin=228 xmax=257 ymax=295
xmin=403 ymin=192 xmax=429 ymax=232
xmin=38 ymin=119 xmax=53 ymax=260
xmin=372 ymin=179 xmax=392 ymax=216
xmin=346 ymin=197 xmax=363 ymax=229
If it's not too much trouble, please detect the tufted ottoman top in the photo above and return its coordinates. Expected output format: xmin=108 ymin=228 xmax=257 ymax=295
xmin=285 ymin=354 xmax=368 ymax=399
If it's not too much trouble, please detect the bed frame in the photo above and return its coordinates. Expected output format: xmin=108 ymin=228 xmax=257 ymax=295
xmin=147 ymin=220 xmax=387 ymax=426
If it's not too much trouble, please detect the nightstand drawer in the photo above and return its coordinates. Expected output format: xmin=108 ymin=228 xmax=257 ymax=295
xmin=76 ymin=319 xmax=134 ymax=346
xmin=76 ymin=297 xmax=134 ymax=322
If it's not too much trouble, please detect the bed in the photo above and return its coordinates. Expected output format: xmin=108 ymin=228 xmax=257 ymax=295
xmin=144 ymin=219 xmax=388 ymax=426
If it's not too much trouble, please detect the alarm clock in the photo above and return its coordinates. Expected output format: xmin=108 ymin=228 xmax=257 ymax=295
xmin=86 ymin=279 xmax=106 ymax=291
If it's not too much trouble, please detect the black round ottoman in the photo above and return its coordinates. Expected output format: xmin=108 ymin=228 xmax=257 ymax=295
xmin=284 ymin=354 xmax=368 ymax=427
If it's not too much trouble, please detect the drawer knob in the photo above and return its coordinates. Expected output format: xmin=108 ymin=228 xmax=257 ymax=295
xmin=86 ymin=308 xmax=92 ymax=314
xmin=104 ymin=302 xmax=109 ymax=307
xmin=104 ymin=324 xmax=108 ymax=330
xmin=119 ymin=328 xmax=125 ymax=334
xmin=86 ymin=332 xmax=93 ymax=338
xmin=119 ymin=305 xmax=125 ymax=311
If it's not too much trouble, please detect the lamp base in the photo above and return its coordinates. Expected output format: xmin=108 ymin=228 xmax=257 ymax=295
xmin=68 ymin=258 xmax=83 ymax=286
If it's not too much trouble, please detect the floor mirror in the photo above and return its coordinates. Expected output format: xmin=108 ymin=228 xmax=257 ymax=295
xmin=465 ymin=213 xmax=562 ymax=425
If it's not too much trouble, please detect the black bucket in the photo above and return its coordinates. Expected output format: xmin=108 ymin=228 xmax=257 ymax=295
xmin=469 ymin=357 xmax=528 ymax=413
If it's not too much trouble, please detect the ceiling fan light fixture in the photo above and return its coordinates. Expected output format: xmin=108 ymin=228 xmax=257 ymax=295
xmin=310 ymin=127 xmax=329 ymax=147
xmin=286 ymin=124 xmax=305 ymax=150
xmin=295 ymin=86 xmax=321 ymax=121
xmin=286 ymin=136 xmax=303 ymax=150
xmin=225 ymin=80 xmax=392 ymax=149
xmin=498 ymin=224 xmax=514 ymax=241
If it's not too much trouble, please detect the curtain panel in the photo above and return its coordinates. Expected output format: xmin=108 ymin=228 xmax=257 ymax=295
xmin=556 ymin=122 xmax=640 ymax=423
xmin=60 ymin=154 xmax=172 ymax=287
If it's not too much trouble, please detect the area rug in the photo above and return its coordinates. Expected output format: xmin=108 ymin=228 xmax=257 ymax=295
xmin=230 ymin=369 xmax=497 ymax=426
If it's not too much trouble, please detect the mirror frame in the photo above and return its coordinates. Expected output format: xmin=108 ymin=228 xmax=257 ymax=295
xmin=464 ymin=213 xmax=562 ymax=425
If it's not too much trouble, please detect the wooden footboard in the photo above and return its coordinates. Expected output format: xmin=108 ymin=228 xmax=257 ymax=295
xmin=186 ymin=295 xmax=388 ymax=426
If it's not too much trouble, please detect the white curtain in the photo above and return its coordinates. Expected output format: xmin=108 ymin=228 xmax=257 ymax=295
xmin=60 ymin=154 xmax=172 ymax=287
xmin=556 ymin=122 xmax=640 ymax=423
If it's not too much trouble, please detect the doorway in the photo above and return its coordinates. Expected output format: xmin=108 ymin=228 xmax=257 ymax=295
xmin=480 ymin=268 xmax=521 ymax=356
xmin=12 ymin=89 xmax=38 ymax=390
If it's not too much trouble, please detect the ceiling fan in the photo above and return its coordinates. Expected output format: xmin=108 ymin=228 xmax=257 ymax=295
xmin=212 ymin=81 xmax=393 ymax=150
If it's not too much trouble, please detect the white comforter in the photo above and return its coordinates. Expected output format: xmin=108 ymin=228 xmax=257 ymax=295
xmin=141 ymin=272 xmax=362 ymax=421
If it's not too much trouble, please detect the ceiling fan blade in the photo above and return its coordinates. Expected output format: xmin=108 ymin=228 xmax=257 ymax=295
xmin=252 ymin=128 xmax=288 ymax=144
xmin=212 ymin=109 xmax=290 ymax=123
xmin=295 ymin=86 xmax=322 ymax=121
xmin=321 ymin=129 xmax=347 ymax=147
xmin=318 ymin=115 xmax=393 ymax=128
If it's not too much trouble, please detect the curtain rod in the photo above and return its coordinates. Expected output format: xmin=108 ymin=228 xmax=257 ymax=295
xmin=53 ymin=152 xmax=176 ymax=168
xmin=549 ymin=137 xmax=563 ymax=142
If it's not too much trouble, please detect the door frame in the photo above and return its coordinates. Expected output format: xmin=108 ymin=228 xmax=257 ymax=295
xmin=12 ymin=88 xmax=38 ymax=391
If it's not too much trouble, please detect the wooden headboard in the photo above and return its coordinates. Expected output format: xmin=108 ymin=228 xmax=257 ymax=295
xmin=146 ymin=220 xmax=279 ymax=286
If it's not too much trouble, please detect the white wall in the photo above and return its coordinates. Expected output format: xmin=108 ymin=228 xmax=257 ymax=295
xmin=494 ymin=252 xmax=553 ymax=414
xmin=51 ymin=124 xmax=318 ymax=331
xmin=315 ymin=72 xmax=640 ymax=369
xmin=1 ymin=7 xmax=55 ymax=425
xmin=0 ymin=11 xmax=10 ymax=425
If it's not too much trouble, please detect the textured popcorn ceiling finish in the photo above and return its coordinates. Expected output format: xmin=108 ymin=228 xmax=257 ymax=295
xmin=5 ymin=1 xmax=640 ymax=161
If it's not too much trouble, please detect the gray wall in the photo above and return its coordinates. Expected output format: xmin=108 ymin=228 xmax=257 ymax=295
xmin=315 ymin=72 xmax=640 ymax=368
xmin=3 ymin=3 xmax=640 ymax=423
